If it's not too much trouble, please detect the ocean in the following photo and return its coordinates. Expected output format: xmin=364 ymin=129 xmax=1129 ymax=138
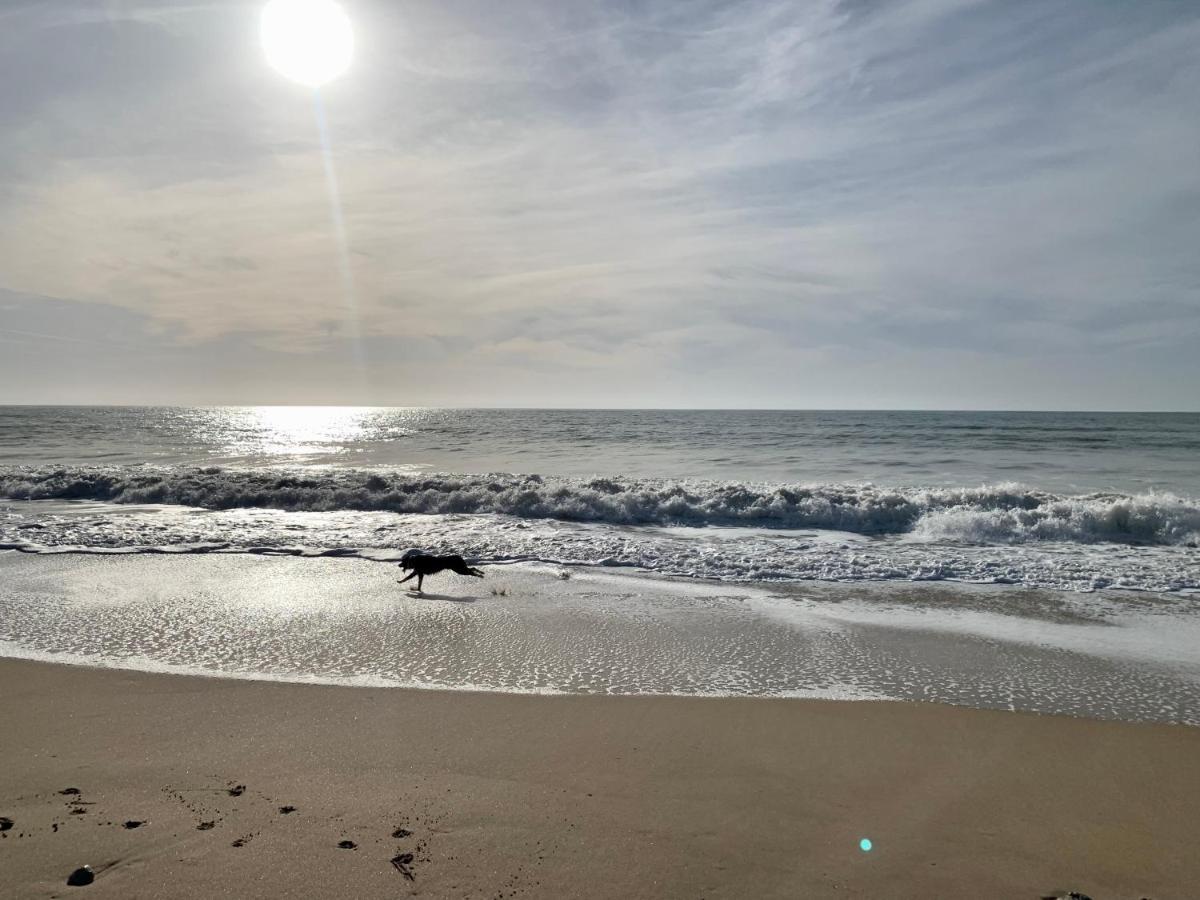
xmin=1 ymin=406 xmax=1198 ymax=593
xmin=2 ymin=405 xmax=1200 ymax=720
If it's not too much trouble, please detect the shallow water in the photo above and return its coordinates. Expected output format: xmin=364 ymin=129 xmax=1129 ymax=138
xmin=2 ymin=553 xmax=1197 ymax=725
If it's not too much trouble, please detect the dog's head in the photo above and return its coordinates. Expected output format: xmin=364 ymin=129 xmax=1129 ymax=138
xmin=399 ymin=548 xmax=425 ymax=571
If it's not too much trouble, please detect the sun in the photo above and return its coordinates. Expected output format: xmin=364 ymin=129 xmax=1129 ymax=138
xmin=261 ymin=0 xmax=354 ymax=87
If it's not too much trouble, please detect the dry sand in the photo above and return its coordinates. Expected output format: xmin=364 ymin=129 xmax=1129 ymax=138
xmin=1 ymin=659 xmax=1197 ymax=899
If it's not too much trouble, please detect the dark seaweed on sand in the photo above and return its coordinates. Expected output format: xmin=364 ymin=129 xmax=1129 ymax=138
xmin=390 ymin=852 xmax=415 ymax=880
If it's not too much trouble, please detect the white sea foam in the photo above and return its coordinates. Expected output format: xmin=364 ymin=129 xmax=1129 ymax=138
xmin=3 ymin=466 xmax=1198 ymax=546
xmin=2 ymin=504 xmax=1198 ymax=594
xmin=3 ymin=466 xmax=1199 ymax=593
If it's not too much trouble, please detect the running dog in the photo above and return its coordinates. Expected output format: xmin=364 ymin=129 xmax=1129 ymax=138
xmin=397 ymin=549 xmax=484 ymax=593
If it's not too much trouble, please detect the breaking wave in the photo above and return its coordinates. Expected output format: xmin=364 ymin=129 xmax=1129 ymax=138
xmin=2 ymin=465 xmax=1199 ymax=547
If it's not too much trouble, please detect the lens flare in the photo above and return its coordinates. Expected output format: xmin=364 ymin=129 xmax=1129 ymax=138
xmin=859 ymin=838 xmax=873 ymax=852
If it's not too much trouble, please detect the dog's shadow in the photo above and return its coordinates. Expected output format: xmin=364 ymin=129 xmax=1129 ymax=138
xmin=403 ymin=590 xmax=478 ymax=603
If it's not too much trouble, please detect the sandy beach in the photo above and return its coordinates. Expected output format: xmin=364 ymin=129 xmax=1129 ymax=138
xmin=1 ymin=657 xmax=1197 ymax=899
xmin=6 ymin=0 xmax=1200 ymax=891
xmin=2 ymin=552 xmax=1198 ymax=898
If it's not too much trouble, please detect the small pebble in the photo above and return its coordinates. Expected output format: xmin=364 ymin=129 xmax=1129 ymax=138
xmin=66 ymin=865 xmax=95 ymax=886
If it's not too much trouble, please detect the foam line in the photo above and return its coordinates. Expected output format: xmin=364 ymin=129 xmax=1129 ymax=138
xmin=3 ymin=465 xmax=1198 ymax=546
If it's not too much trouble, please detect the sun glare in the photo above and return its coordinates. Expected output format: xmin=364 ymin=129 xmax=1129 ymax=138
xmin=261 ymin=0 xmax=353 ymax=87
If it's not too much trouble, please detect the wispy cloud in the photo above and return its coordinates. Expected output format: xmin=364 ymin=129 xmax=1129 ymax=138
xmin=1 ymin=0 xmax=1197 ymax=406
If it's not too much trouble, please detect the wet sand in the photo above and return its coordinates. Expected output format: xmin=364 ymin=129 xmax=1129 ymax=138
xmin=1 ymin=658 xmax=1197 ymax=899
xmin=3 ymin=552 xmax=1198 ymax=723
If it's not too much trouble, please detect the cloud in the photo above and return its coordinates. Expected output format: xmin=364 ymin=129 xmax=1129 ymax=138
xmin=0 ymin=0 xmax=1197 ymax=406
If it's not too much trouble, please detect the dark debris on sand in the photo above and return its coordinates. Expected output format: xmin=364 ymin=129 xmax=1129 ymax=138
xmin=337 ymin=840 xmax=357 ymax=850
xmin=278 ymin=805 xmax=297 ymax=814
xmin=122 ymin=820 xmax=145 ymax=829
xmin=390 ymin=852 xmax=416 ymax=881
xmin=0 ymin=817 xmax=13 ymax=832
xmin=227 ymin=784 xmax=246 ymax=797
xmin=66 ymin=865 xmax=95 ymax=886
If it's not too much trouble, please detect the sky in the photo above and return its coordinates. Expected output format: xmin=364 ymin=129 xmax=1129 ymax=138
xmin=0 ymin=0 xmax=1198 ymax=409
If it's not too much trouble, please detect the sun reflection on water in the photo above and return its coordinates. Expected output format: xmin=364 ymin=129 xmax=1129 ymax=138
xmin=196 ymin=406 xmax=434 ymax=463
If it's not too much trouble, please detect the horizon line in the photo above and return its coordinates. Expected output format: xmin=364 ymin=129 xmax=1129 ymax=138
xmin=1 ymin=403 xmax=1197 ymax=415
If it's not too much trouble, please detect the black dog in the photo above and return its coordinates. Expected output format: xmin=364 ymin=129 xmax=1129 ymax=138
xmin=397 ymin=550 xmax=484 ymax=593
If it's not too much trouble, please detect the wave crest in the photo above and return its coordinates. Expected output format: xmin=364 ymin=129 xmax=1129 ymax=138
xmin=2 ymin=466 xmax=1198 ymax=546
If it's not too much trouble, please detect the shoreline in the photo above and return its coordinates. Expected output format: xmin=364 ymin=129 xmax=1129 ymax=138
xmin=2 ymin=657 xmax=1198 ymax=898
xmin=3 ymin=547 xmax=1199 ymax=894
xmin=5 ymin=538 xmax=1198 ymax=601
xmin=3 ymin=552 xmax=1198 ymax=724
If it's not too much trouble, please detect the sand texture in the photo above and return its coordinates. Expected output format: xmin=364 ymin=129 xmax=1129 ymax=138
xmin=1 ymin=658 xmax=1197 ymax=899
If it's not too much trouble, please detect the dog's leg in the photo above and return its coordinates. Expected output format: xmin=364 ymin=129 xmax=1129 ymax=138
xmin=449 ymin=559 xmax=484 ymax=578
xmin=397 ymin=571 xmax=417 ymax=585
xmin=417 ymin=573 xmax=424 ymax=592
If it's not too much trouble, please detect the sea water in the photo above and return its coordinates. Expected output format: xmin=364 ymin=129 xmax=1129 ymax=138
xmin=1 ymin=406 xmax=1198 ymax=593
xmin=2 ymin=407 xmax=1199 ymax=718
